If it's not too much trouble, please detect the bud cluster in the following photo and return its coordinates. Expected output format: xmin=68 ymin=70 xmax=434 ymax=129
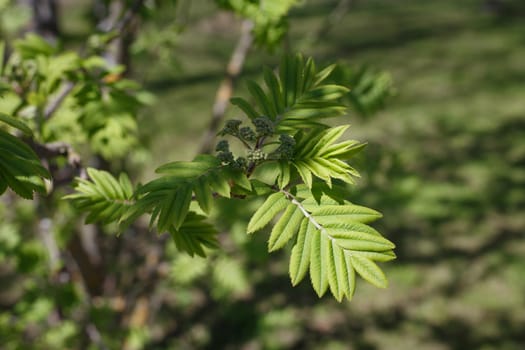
xmin=232 ymin=156 xmax=248 ymax=170
xmin=215 ymin=140 xmax=234 ymax=164
xmin=239 ymin=126 xmax=256 ymax=142
xmin=219 ymin=119 xmax=242 ymax=136
xmin=277 ymin=134 xmax=296 ymax=159
xmin=252 ymin=116 xmax=274 ymax=137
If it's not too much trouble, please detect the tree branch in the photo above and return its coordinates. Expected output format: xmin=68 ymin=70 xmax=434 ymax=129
xmin=97 ymin=0 xmax=145 ymax=33
xmin=28 ymin=140 xmax=87 ymax=187
xmin=299 ymin=0 xmax=354 ymax=49
xmin=113 ymin=0 xmax=146 ymax=34
xmin=199 ymin=19 xmax=254 ymax=154
xmin=43 ymin=81 xmax=75 ymax=119
xmin=31 ymin=140 xmax=81 ymax=168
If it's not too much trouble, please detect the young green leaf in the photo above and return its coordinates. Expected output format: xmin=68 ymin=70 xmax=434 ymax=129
xmin=208 ymin=170 xmax=231 ymax=198
xmin=327 ymin=239 xmax=348 ymax=301
xmin=309 ymin=228 xmax=330 ymax=297
xmin=169 ymin=212 xmax=219 ymax=257
xmin=193 ymin=176 xmax=214 ymax=214
xmin=157 ymin=185 xmax=192 ymax=232
xmin=309 ymin=204 xmax=382 ymax=224
xmin=247 ymin=80 xmax=275 ymax=119
xmin=230 ymin=97 xmax=260 ymax=120
xmin=65 ymin=168 xmax=135 ymax=225
xmin=0 ymin=113 xmax=33 ymax=136
xmin=268 ymin=205 xmax=304 ymax=251
xmin=263 ymin=66 xmax=284 ymax=114
xmin=289 ymin=219 xmax=313 ymax=285
xmin=247 ymin=192 xmax=288 ymax=233
xmin=350 ymin=255 xmax=388 ymax=288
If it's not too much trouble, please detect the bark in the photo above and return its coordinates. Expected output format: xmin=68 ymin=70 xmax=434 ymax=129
xmin=97 ymin=0 xmax=145 ymax=74
xmin=28 ymin=0 xmax=60 ymax=40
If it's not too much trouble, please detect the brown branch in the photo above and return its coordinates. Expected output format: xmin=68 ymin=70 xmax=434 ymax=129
xmin=30 ymin=0 xmax=60 ymax=41
xmin=97 ymin=0 xmax=144 ymax=33
xmin=43 ymin=81 xmax=75 ymax=119
xmin=199 ymin=19 xmax=254 ymax=154
xmin=113 ymin=0 xmax=146 ymax=34
xmin=316 ymin=0 xmax=353 ymax=40
xmin=31 ymin=141 xmax=82 ymax=168
xmin=86 ymin=323 xmax=109 ymax=350
xmin=299 ymin=0 xmax=354 ymax=49
xmin=28 ymin=139 xmax=87 ymax=188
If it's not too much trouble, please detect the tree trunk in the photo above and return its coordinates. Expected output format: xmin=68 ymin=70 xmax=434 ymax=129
xmin=29 ymin=0 xmax=60 ymax=40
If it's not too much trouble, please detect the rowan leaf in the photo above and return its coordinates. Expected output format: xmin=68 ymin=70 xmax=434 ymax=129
xmin=289 ymin=219 xmax=312 ymax=285
xmin=350 ymin=255 xmax=388 ymax=288
xmin=268 ymin=204 xmax=304 ymax=251
xmin=247 ymin=192 xmax=288 ymax=233
xmin=310 ymin=227 xmax=329 ymax=297
xmin=169 ymin=212 xmax=219 ymax=257
xmin=193 ymin=176 xmax=214 ymax=214
xmin=65 ymin=168 xmax=135 ymax=225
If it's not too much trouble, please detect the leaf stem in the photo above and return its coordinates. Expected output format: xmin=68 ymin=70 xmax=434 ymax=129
xmin=280 ymin=188 xmax=322 ymax=231
xmin=280 ymin=188 xmax=344 ymax=246
xmin=237 ymin=136 xmax=253 ymax=151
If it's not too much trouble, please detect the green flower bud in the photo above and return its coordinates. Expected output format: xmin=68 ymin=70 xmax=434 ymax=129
xmin=233 ymin=157 xmax=248 ymax=170
xmin=252 ymin=116 xmax=274 ymax=137
xmin=247 ymin=149 xmax=266 ymax=163
xmin=277 ymin=134 xmax=296 ymax=159
xmin=217 ymin=151 xmax=234 ymax=164
xmin=219 ymin=119 xmax=242 ymax=136
xmin=215 ymin=140 xmax=230 ymax=152
xmin=239 ymin=127 xmax=256 ymax=142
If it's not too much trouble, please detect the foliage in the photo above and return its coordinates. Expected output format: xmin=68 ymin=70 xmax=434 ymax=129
xmin=9 ymin=1 xmax=521 ymax=349
xmin=0 ymin=113 xmax=50 ymax=198
xmin=0 ymin=33 xmax=149 ymax=160
xmin=331 ymin=64 xmax=394 ymax=117
xmin=215 ymin=0 xmax=300 ymax=49
xmin=66 ymin=54 xmax=395 ymax=300
xmin=0 ymin=0 xmax=31 ymax=37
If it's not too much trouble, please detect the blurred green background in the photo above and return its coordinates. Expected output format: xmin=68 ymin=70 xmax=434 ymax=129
xmin=1 ymin=0 xmax=525 ymax=349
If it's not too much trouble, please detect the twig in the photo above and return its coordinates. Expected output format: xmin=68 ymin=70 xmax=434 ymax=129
xmin=199 ymin=19 xmax=254 ymax=154
xmin=28 ymin=140 xmax=87 ymax=188
xmin=317 ymin=0 xmax=353 ymax=40
xmin=112 ymin=0 xmax=146 ymax=34
xmin=43 ymin=81 xmax=75 ymax=119
xmin=30 ymin=0 xmax=60 ymax=41
xmin=299 ymin=0 xmax=354 ymax=49
xmin=97 ymin=0 xmax=144 ymax=33
xmin=86 ymin=323 xmax=109 ymax=350
xmin=31 ymin=141 xmax=82 ymax=169
xmin=39 ymin=217 xmax=61 ymax=271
